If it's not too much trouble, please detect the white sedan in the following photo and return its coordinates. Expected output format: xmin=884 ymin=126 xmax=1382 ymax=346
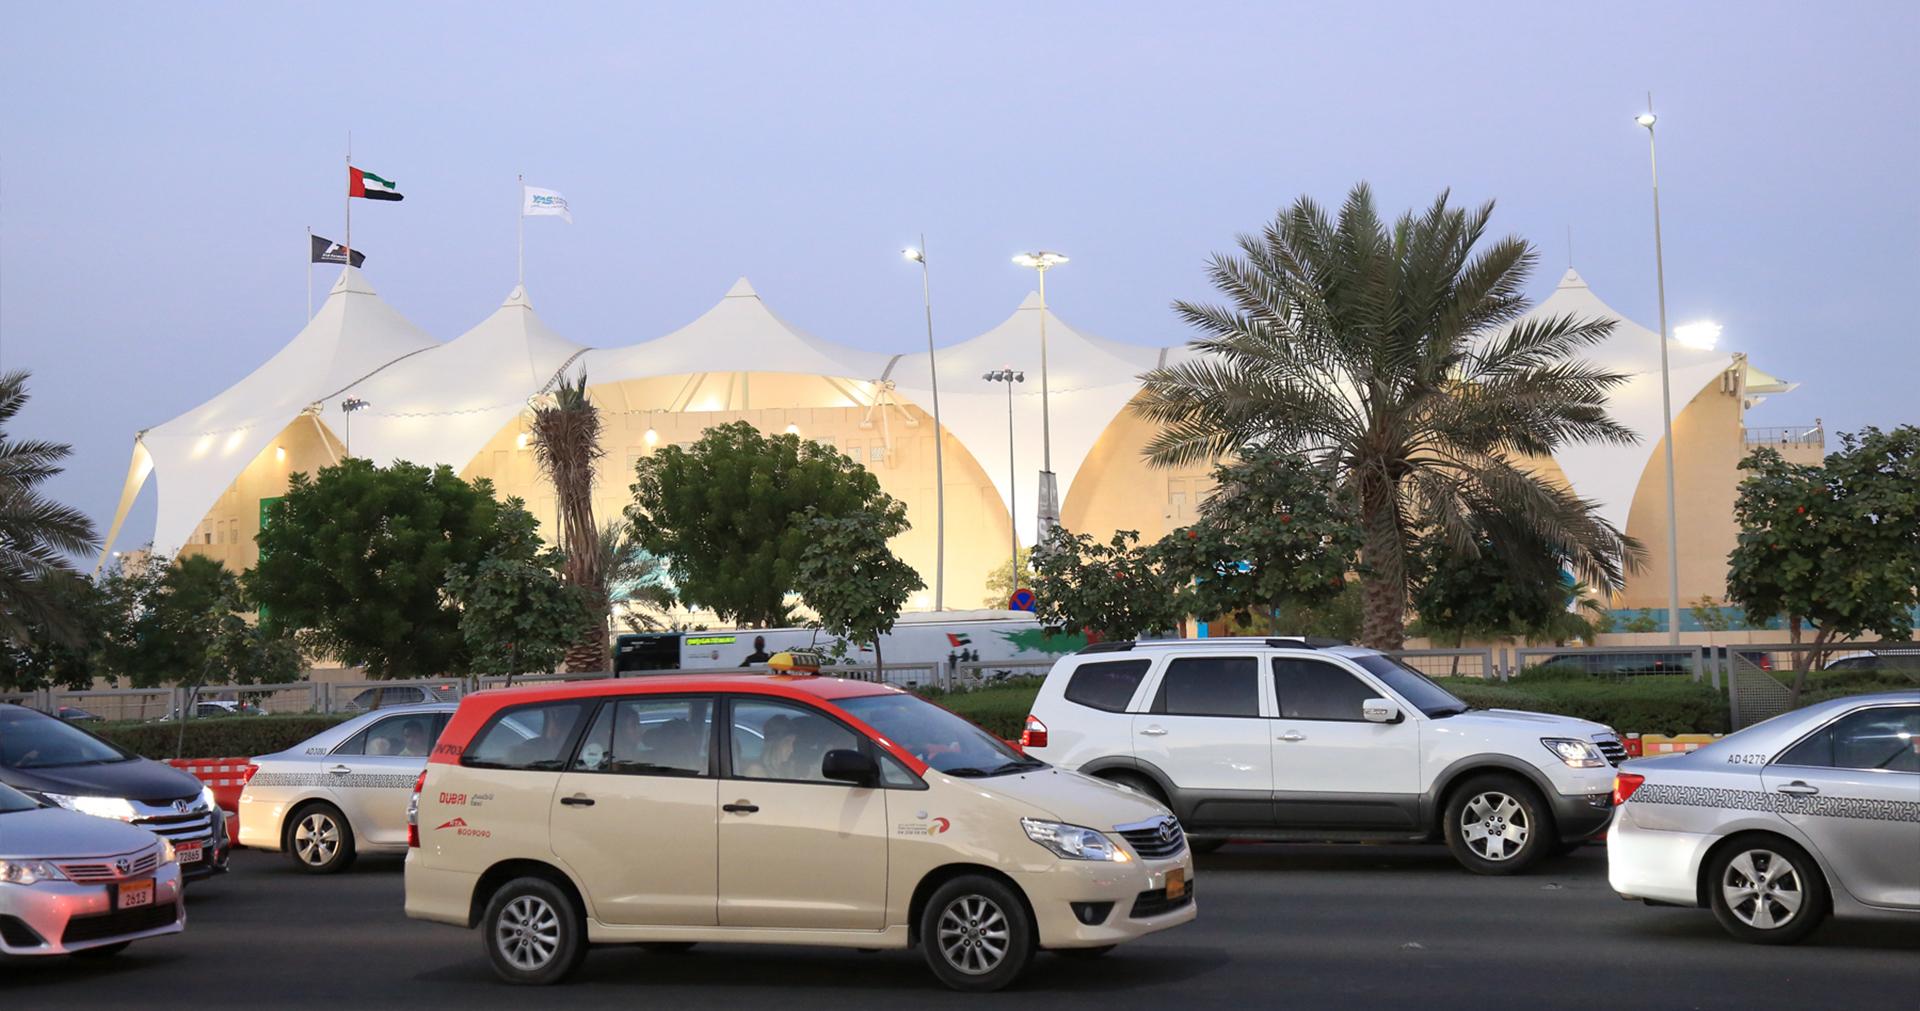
xmin=1609 ymin=690 xmax=1920 ymax=943
xmin=238 ymin=704 xmax=457 ymax=873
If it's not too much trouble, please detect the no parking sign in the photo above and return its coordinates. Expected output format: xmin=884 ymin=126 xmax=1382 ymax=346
xmin=1009 ymin=589 xmax=1037 ymax=612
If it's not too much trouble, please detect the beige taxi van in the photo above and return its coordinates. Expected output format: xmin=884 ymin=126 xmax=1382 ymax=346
xmin=404 ymin=673 xmax=1195 ymax=991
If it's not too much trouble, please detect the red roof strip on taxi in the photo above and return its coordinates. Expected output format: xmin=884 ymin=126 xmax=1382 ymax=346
xmin=428 ymin=675 xmax=928 ymax=774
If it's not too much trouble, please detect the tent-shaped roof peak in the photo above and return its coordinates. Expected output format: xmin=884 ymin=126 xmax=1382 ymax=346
xmin=1017 ymin=290 xmax=1044 ymax=310
xmin=581 ymin=278 xmax=894 ymax=385
xmin=503 ymin=284 xmax=533 ymax=308
xmin=725 ymin=277 xmax=759 ymax=299
xmin=330 ymin=264 xmax=378 ymax=296
xmin=1556 ymin=268 xmax=1589 ymax=290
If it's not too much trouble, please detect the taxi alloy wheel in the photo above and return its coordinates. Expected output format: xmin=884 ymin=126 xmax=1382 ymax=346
xmin=921 ymin=875 xmax=1034 ymax=992
xmin=1708 ymin=836 xmax=1830 ymax=945
xmin=484 ymin=877 xmax=588 ymax=985
xmin=289 ymin=804 xmax=355 ymax=875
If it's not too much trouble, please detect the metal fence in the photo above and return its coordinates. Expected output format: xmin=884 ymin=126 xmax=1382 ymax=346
xmin=319 ymin=678 xmax=470 ymax=713
xmin=473 ymin=671 xmax=615 ymax=691
xmin=1514 ymin=645 xmax=1711 ymax=685
xmin=1384 ymin=648 xmax=1499 ymax=680
xmin=46 ymin=688 xmax=179 ymax=722
xmin=954 ymin=659 xmax=1060 ymax=690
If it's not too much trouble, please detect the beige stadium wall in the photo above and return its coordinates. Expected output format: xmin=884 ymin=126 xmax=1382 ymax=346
xmin=1616 ymin=371 xmax=1753 ymax=611
xmin=1062 ymin=395 xmax=1219 ymax=540
xmin=175 ymin=413 xmax=344 ymax=572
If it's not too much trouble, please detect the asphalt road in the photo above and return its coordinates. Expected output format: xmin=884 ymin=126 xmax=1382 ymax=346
xmin=4 ymin=844 xmax=1914 ymax=1010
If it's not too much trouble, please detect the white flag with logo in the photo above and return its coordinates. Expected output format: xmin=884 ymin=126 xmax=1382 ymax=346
xmin=522 ymin=186 xmax=572 ymax=223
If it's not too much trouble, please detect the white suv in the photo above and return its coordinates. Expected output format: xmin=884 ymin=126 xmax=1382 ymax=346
xmin=1022 ymin=638 xmax=1626 ymax=874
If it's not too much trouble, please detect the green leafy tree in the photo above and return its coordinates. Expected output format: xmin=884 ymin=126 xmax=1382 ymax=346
xmin=1135 ymin=183 xmax=1639 ymax=649
xmin=1409 ymin=534 xmax=1557 ymax=648
xmin=247 ymin=458 xmax=540 ymax=679
xmin=793 ymin=502 xmax=923 ymax=675
xmin=1153 ymin=448 xmax=1359 ymax=632
xmin=1689 ymin=595 xmax=1732 ymax=634
xmin=1727 ymin=427 xmax=1920 ymax=705
xmin=1621 ymin=610 xmax=1660 ymax=634
xmin=1032 ymin=529 xmax=1185 ymax=642
xmin=445 ymin=538 xmax=589 ymax=683
xmin=982 ymin=547 xmax=1034 ymax=608
xmin=0 ymin=370 xmax=99 ymax=649
xmin=627 ymin=421 xmax=904 ymax=628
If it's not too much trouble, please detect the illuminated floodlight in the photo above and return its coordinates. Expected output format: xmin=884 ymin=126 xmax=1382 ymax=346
xmin=1674 ymin=321 xmax=1721 ymax=350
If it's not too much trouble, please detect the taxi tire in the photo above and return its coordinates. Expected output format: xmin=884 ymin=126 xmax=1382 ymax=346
xmin=920 ymin=875 xmax=1034 ymax=992
xmin=1705 ymin=835 xmax=1830 ymax=945
xmin=483 ymin=877 xmax=588 ymax=985
xmin=287 ymin=803 xmax=356 ymax=875
xmin=1443 ymin=774 xmax=1551 ymax=876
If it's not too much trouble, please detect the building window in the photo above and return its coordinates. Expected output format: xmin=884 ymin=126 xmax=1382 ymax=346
xmin=870 ymin=445 xmax=886 ymax=462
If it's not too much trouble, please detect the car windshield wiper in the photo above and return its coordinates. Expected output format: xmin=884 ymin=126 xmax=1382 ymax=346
xmin=987 ymin=757 xmax=1046 ymax=775
xmin=936 ymin=766 xmax=993 ymax=778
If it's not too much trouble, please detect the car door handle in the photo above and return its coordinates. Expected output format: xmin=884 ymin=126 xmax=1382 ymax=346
xmin=723 ymin=803 xmax=759 ymax=814
xmin=326 ymin=765 xmax=352 ymax=775
xmin=1278 ymin=732 xmax=1306 ymax=742
xmin=560 ymin=795 xmax=595 ymax=807
xmin=1139 ymin=726 xmax=1168 ymax=737
xmin=1776 ymin=781 xmax=1819 ymax=795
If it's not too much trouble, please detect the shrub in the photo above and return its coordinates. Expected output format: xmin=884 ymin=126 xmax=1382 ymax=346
xmin=94 ymin=714 xmax=356 ymax=760
xmin=913 ymin=678 xmax=1045 ymax=740
xmin=1435 ymin=675 xmax=1731 ymax=736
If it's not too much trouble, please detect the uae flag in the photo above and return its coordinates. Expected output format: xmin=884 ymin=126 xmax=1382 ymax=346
xmin=349 ymin=167 xmax=404 ymax=201
xmin=946 ymin=633 xmax=972 ymax=647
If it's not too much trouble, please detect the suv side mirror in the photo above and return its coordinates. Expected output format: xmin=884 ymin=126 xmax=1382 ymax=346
xmin=1361 ymin=698 xmax=1402 ymax=724
xmin=821 ymin=749 xmax=880 ymax=787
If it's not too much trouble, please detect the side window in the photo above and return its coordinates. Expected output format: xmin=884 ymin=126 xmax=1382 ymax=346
xmin=729 ymin=698 xmax=861 ymax=783
xmin=879 ymin=752 xmax=925 ymax=789
xmin=1152 ymin=656 xmax=1260 ymax=717
xmin=1776 ymin=706 xmax=1920 ymax=773
xmin=1271 ymin=658 xmax=1378 ymax=720
xmin=1064 ymin=659 xmax=1152 ymax=712
xmin=462 ymin=701 xmax=592 ymax=771
xmin=574 ymin=697 xmax=714 ymax=776
xmin=334 ymin=713 xmax=446 ymax=756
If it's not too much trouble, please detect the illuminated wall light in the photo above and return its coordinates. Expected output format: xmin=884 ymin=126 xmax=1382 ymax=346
xmin=1674 ymin=321 xmax=1721 ymax=350
xmin=516 ymin=433 xmax=531 ymax=449
xmin=644 ymin=429 xmax=659 ymax=446
xmin=784 ymin=424 xmax=800 ymax=435
xmin=275 ymin=446 xmax=286 ymax=462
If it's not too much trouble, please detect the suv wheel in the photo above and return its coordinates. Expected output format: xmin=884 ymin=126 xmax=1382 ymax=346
xmin=1707 ymin=836 xmax=1828 ymax=944
xmin=920 ymin=875 xmax=1034 ymax=992
xmin=288 ymin=803 xmax=355 ymax=874
xmin=483 ymin=877 xmax=588 ymax=985
xmin=1443 ymin=774 xmax=1550 ymax=875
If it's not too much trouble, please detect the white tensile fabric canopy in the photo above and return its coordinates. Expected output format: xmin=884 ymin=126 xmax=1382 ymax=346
xmin=107 ymin=267 xmax=441 ymax=563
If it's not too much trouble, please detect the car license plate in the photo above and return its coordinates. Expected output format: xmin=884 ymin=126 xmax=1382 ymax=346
xmin=117 ymin=879 xmax=155 ymax=909
xmin=175 ymin=841 xmax=203 ymax=865
xmin=1164 ymin=868 xmax=1186 ymax=898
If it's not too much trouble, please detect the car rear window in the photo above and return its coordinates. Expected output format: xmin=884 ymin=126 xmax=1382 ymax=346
xmin=1778 ymin=705 xmax=1920 ymax=773
xmin=1153 ymin=656 xmax=1260 ymax=717
xmin=1063 ymin=659 xmax=1152 ymax=712
xmin=335 ymin=712 xmax=450 ymax=757
xmin=462 ymin=701 xmax=592 ymax=771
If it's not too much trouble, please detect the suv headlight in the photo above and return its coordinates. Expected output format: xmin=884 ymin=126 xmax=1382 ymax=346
xmin=0 ymin=860 xmax=68 ymax=885
xmin=41 ymin=794 xmax=139 ymax=821
xmin=200 ymin=786 xmax=218 ymax=812
xmin=1021 ymin=818 xmax=1131 ymax=862
xmin=1542 ymin=738 xmax=1607 ymax=769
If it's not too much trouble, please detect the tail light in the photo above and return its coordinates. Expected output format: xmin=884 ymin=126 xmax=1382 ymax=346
xmin=1613 ymin=772 xmax=1646 ymax=806
xmin=1021 ymin=715 xmax=1048 ymax=750
xmin=1758 ymin=654 xmax=1772 ymax=671
xmin=407 ymin=770 xmax=428 ymax=848
xmin=242 ymin=763 xmax=260 ymax=784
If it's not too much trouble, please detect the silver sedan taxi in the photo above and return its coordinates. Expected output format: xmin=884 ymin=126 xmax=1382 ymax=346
xmin=1609 ymin=690 xmax=1919 ymax=943
xmin=238 ymin=704 xmax=456 ymax=874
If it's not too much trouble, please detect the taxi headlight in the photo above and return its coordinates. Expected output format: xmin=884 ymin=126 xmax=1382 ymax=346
xmin=0 ymin=860 xmax=68 ymax=885
xmin=1542 ymin=738 xmax=1607 ymax=769
xmin=1021 ymin=818 xmax=1130 ymax=862
xmin=42 ymin=793 xmax=139 ymax=821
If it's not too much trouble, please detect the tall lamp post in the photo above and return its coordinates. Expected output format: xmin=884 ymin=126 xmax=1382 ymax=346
xmin=904 ymin=241 xmax=946 ymax=611
xmin=984 ymin=368 xmax=1025 ymax=600
xmin=340 ymin=397 xmax=369 ymax=459
xmin=1636 ymin=98 xmax=1682 ymax=646
xmin=1012 ymin=252 xmax=1067 ymax=536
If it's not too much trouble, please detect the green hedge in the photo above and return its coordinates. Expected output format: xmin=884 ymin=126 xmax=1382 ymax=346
xmin=1433 ymin=673 xmax=1729 ymax=736
xmin=93 ymin=714 xmax=356 ymax=761
xmin=916 ymin=678 xmax=1045 ymax=740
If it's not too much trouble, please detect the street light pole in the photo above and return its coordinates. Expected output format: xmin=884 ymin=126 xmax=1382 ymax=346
xmin=1013 ymin=252 xmax=1067 ymax=536
xmin=340 ymin=397 xmax=368 ymax=459
xmin=1637 ymin=98 xmax=1682 ymax=646
xmin=984 ymin=368 xmax=1026 ymax=601
xmin=905 ymin=241 xmax=945 ymax=611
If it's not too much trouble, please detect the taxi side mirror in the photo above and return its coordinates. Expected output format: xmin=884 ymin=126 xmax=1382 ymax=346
xmin=822 ymin=749 xmax=879 ymax=787
xmin=1362 ymin=699 xmax=1402 ymax=724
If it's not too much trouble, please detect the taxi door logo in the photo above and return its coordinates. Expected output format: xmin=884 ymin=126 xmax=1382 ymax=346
xmin=930 ymin=817 xmax=950 ymax=834
xmin=897 ymin=815 xmax=950 ymax=837
xmin=435 ymin=817 xmax=491 ymax=838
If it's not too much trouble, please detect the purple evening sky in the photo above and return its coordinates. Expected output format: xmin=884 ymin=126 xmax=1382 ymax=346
xmin=2 ymin=1 xmax=1914 ymax=555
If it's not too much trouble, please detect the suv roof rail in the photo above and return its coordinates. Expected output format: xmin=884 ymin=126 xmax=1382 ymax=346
xmin=1075 ymin=636 xmax=1352 ymax=655
xmin=1078 ymin=641 xmax=1136 ymax=654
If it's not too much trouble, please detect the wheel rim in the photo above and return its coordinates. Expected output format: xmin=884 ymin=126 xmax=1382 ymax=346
xmin=294 ymin=813 xmax=339 ymax=866
xmin=935 ymin=894 xmax=1011 ymax=975
xmin=1459 ymin=791 xmax=1530 ymax=861
xmin=495 ymin=895 xmax=562 ymax=971
xmin=1722 ymin=849 xmax=1805 ymax=930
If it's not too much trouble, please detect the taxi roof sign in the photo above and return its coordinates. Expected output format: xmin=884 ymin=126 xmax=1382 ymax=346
xmin=767 ymin=650 xmax=823 ymax=673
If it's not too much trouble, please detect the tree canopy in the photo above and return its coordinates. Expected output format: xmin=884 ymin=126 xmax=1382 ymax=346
xmin=1032 ymin=529 xmax=1185 ymax=642
xmin=0 ymin=370 xmax=99 ymax=649
xmin=627 ymin=421 xmax=906 ymax=628
xmin=247 ymin=458 xmax=541 ymax=678
xmin=793 ymin=501 xmax=922 ymax=671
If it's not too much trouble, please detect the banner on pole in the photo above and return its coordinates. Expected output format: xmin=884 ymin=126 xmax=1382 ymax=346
xmin=310 ymin=235 xmax=366 ymax=267
xmin=523 ymin=186 xmax=572 ymax=223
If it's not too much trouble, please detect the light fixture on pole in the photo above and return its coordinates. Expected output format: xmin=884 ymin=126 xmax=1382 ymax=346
xmin=1012 ymin=251 xmax=1067 ymax=536
xmin=339 ymin=397 xmax=369 ymax=459
xmin=906 ymin=241 xmax=947 ymax=611
xmin=984 ymin=368 xmax=1026 ymax=599
xmin=1636 ymin=96 xmax=1682 ymax=646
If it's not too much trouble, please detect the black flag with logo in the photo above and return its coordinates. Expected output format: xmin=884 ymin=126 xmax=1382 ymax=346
xmin=310 ymin=234 xmax=366 ymax=267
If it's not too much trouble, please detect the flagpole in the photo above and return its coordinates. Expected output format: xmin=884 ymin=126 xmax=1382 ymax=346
xmin=344 ymin=133 xmax=352 ymax=277
xmin=307 ymin=227 xmax=314 ymax=320
xmin=517 ymin=174 xmax=525 ymax=288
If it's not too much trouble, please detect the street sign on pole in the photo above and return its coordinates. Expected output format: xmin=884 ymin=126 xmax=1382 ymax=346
xmin=1009 ymin=589 xmax=1037 ymax=612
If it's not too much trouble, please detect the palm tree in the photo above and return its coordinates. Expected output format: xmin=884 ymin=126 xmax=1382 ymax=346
xmin=596 ymin=520 xmax=678 ymax=633
xmin=0 ymin=371 xmax=99 ymax=648
xmin=1136 ymin=185 xmax=1640 ymax=649
xmin=528 ymin=372 xmax=608 ymax=671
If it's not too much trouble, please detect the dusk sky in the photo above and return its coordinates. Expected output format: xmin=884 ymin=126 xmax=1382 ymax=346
xmin=3 ymin=2 xmax=1914 ymax=554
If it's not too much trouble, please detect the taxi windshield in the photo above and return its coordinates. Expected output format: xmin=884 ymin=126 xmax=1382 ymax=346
xmin=836 ymin=693 xmax=1042 ymax=778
